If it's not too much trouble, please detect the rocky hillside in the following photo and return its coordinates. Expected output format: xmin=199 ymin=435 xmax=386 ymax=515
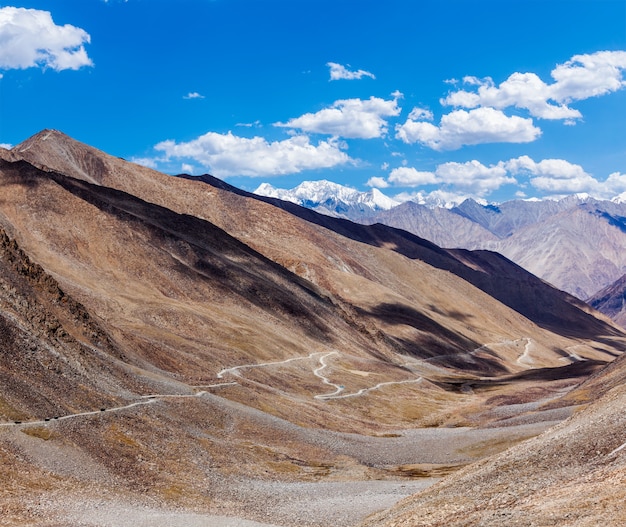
xmin=0 ymin=130 xmax=625 ymax=526
xmin=258 ymin=180 xmax=626 ymax=301
xmin=362 ymin=352 xmax=626 ymax=527
xmin=369 ymin=196 xmax=626 ymax=300
xmin=588 ymin=274 xmax=626 ymax=328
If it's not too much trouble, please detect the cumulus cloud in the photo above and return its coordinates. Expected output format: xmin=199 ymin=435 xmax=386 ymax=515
xmin=505 ymin=155 xmax=622 ymax=196
xmin=441 ymin=51 xmax=626 ymax=121
xmin=436 ymin=160 xmax=515 ymax=193
xmin=366 ymin=176 xmax=389 ymax=188
xmin=443 ymin=73 xmax=582 ymax=120
xmin=396 ymin=107 xmax=541 ymax=150
xmin=605 ymin=172 xmax=626 ymax=194
xmin=0 ymin=7 xmax=93 ymax=72
xmin=550 ymin=51 xmax=626 ymax=102
xmin=275 ymin=96 xmax=401 ymax=139
xmin=327 ymin=62 xmax=376 ymax=81
xmin=372 ymin=156 xmax=626 ymax=199
xmin=131 ymin=156 xmax=159 ymax=170
xmin=183 ymin=92 xmax=205 ymax=99
xmin=153 ymin=131 xmax=352 ymax=177
xmin=377 ymin=160 xmax=515 ymax=197
xmin=387 ymin=167 xmax=438 ymax=186
xmin=181 ymin=163 xmax=196 ymax=174
xmin=407 ymin=107 xmax=434 ymax=121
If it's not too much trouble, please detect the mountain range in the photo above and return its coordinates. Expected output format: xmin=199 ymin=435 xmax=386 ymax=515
xmin=255 ymin=180 xmax=400 ymax=219
xmin=0 ymin=130 xmax=624 ymax=526
xmin=255 ymin=181 xmax=626 ymax=304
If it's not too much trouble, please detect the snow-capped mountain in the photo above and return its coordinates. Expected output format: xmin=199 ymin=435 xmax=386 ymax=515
xmin=612 ymin=191 xmax=626 ymax=204
xmin=254 ymin=180 xmax=400 ymax=220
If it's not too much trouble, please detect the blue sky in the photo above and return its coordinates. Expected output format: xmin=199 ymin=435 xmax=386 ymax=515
xmin=1 ymin=0 xmax=625 ymax=204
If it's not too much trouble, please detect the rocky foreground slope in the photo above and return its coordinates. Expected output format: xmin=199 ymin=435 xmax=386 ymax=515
xmin=362 ymin=352 xmax=626 ymax=527
xmin=0 ymin=130 xmax=624 ymax=526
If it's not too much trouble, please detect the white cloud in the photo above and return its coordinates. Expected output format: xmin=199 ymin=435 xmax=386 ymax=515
xmin=412 ymin=53 xmax=626 ymax=152
xmin=505 ymin=156 xmax=588 ymax=180
xmin=392 ymin=189 xmax=473 ymax=208
xmin=153 ymin=131 xmax=352 ymax=177
xmin=506 ymin=155 xmax=626 ymax=197
xmin=436 ymin=160 xmax=515 ymax=193
xmin=183 ymin=92 xmax=205 ymax=99
xmin=529 ymin=173 xmax=595 ymax=194
xmin=0 ymin=143 xmax=12 ymax=149
xmin=388 ymin=167 xmax=437 ymax=186
xmin=275 ymin=96 xmax=401 ymax=139
xmin=382 ymin=160 xmax=514 ymax=196
xmin=550 ymin=51 xmax=626 ymax=103
xmin=603 ymin=172 xmax=626 ymax=198
xmin=408 ymin=107 xmax=434 ymax=121
xmin=131 ymin=156 xmax=159 ymax=169
xmin=443 ymin=73 xmax=581 ymax=120
xmin=181 ymin=163 xmax=195 ymax=174
xmin=370 ymin=153 xmax=626 ymax=201
xmin=441 ymin=51 xmax=626 ymax=121
xmin=396 ymin=107 xmax=541 ymax=150
xmin=0 ymin=7 xmax=93 ymax=72
xmin=366 ymin=176 xmax=389 ymax=188
xmin=327 ymin=62 xmax=375 ymax=81
xmin=505 ymin=156 xmax=592 ymax=194
xmin=236 ymin=120 xmax=261 ymax=128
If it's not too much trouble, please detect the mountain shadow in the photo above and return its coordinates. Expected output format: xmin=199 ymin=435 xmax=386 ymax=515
xmin=1 ymin=162 xmax=345 ymax=343
xmin=355 ymin=302 xmax=508 ymax=375
xmin=176 ymin=174 xmax=625 ymax=341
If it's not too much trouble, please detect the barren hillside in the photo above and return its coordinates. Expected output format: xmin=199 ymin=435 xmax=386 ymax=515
xmin=588 ymin=274 xmax=626 ymax=328
xmin=0 ymin=130 xmax=624 ymax=526
xmin=362 ymin=353 xmax=626 ymax=527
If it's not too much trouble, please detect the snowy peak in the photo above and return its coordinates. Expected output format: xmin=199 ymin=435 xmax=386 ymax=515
xmin=254 ymin=180 xmax=400 ymax=218
xmin=611 ymin=191 xmax=626 ymax=204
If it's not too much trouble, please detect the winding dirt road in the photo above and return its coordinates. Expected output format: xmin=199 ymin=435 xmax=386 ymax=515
xmin=0 ymin=383 xmax=236 ymax=428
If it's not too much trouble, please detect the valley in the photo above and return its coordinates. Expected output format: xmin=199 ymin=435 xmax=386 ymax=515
xmin=0 ymin=130 xmax=625 ymax=526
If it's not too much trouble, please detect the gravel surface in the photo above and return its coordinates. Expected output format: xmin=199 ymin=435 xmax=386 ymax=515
xmin=218 ymin=479 xmax=438 ymax=527
xmin=38 ymin=499 xmax=283 ymax=527
xmin=203 ymin=393 xmax=558 ymax=466
xmin=30 ymin=479 xmax=438 ymax=527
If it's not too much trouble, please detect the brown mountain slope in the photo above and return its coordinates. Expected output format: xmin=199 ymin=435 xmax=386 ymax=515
xmin=363 ymin=200 xmax=499 ymax=248
xmin=7 ymin=131 xmax=624 ymax=370
xmin=481 ymin=205 xmax=626 ymax=300
xmin=1 ymin=130 xmax=625 ymax=525
xmin=0 ymin=226 xmax=146 ymax=420
xmin=173 ymin=174 xmax=621 ymax=342
xmin=588 ymin=273 xmax=626 ymax=329
xmin=366 ymin=195 xmax=626 ymax=302
xmin=361 ymin=353 xmax=626 ymax=527
xmin=11 ymin=130 xmax=618 ymax=341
